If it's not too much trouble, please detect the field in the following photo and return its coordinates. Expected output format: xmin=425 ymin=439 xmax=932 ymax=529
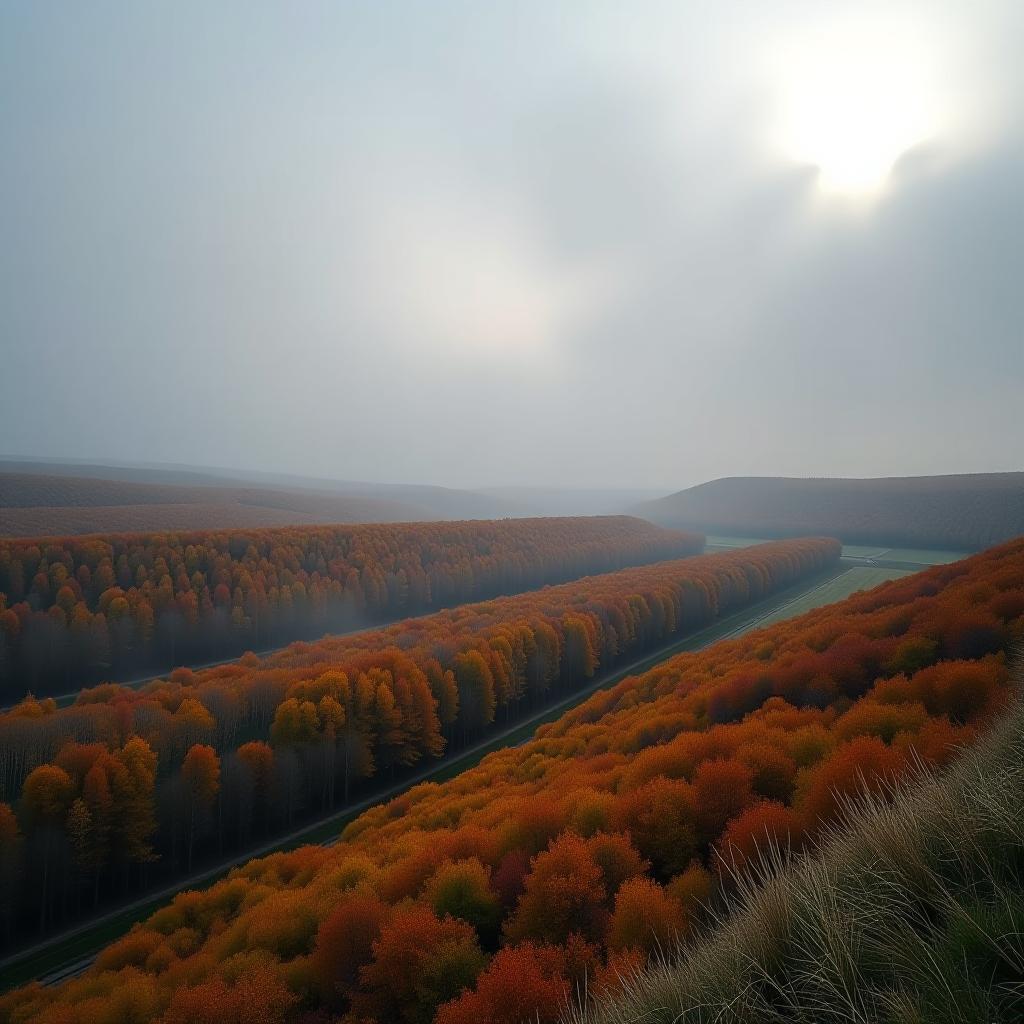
xmin=704 ymin=535 xmax=774 ymax=550
xmin=715 ymin=566 xmax=912 ymax=636
xmin=705 ymin=534 xmax=967 ymax=566
xmin=860 ymin=545 xmax=967 ymax=564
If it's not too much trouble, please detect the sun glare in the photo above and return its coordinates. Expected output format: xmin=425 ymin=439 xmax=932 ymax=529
xmin=771 ymin=23 xmax=942 ymax=197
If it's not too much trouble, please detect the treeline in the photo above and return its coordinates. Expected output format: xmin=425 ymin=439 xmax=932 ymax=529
xmin=0 ymin=539 xmax=837 ymax=950
xmin=635 ymin=473 xmax=1024 ymax=550
xmin=3 ymin=538 xmax=1020 ymax=1024
xmin=0 ymin=516 xmax=701 ymax=700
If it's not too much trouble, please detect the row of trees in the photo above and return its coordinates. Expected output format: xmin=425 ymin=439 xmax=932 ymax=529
xmin=0 ymin=539 xmax=839 ymax=949
xmin=4 ymin=537 xmax=1021 ymax=1024
xmin=0 ymin=516 xmax=704 ymax=699
xmin=640 ymin=473 xmax=1024 ymax=550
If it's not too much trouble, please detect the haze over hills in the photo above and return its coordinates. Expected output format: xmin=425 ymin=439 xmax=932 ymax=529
xmin=0 ymin=458 xmax=670 ymax=536
xmin=2 ymin=0 xmax=1024 ymax=1019
xmin=0 ymin=459 xmax=525 ymax=536
xmin=0 ymin=472 xmax=433 ymax=537
xmin=633 ymin=473 xmax=1024 ymax=550
xmin=478 ymin=486 xmax=667 ymax=517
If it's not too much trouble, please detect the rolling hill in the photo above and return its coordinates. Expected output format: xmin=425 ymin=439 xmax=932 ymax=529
xmin=0 ymin=472 xmax=432 ymax=536
xmin=0 ymin=461 xmax=531 ymax=536
xmin=575 ymin=689 xmax=1024 ymax=1024
xmin=633 ymin=473 xmax=1024 ymax=550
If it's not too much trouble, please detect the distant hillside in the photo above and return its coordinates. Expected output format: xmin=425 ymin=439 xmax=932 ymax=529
xmin=0 ymin=461 xmax=528 ymax=536
xmin=633 ymin=473 xmax=1024 ymax=550
xmin=0 ymin=471 xmax=433 ymax=537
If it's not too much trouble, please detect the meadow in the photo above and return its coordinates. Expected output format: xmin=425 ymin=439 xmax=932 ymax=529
xmin=705 ymin=535 xmax=966 ymax=566
xmin=745 ymin=566 xmax=911 ymax=626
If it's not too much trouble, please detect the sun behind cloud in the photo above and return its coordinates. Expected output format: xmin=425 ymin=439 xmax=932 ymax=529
xmin=768 ymin=17 xmax=945 ymax=197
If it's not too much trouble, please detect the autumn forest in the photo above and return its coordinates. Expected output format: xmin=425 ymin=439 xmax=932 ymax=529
xmin=0 ymin=528 xmax=836 ymax=945
xmin=1 ymin=523 xmax=1021 ymax=1022
xmin=0 ymin=517 xmax=701 ymax=700
xmin=4 ymin=3 xmax=1024 ymax=1018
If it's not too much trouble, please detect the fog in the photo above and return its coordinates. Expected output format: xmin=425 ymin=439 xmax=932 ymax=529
xmin=2 ymin=1 xmax=1021 ymax=491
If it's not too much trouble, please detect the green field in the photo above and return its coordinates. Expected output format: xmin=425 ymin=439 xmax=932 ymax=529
xmin=704 ymin=535 xmax=774 ymax=549
xmin=705 ymin=536 xmax=967 ymax=566
xmin=863 ymin=546 xmax=967 ymax=565
xmin=716 ymin=566 xmax=911 ymax=638
xmin=839 ymin=543 xmax=894 ymax=558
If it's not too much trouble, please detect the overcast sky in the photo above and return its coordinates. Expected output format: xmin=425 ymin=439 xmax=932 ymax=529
xmin=1 ymin=1 xmax=1021 ymax=490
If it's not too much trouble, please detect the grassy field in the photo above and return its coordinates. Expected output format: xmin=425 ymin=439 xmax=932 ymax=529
xmin=838 ymin=542 xmax=894 ymax=558
xmin=705 ymin=535 xmax=967 ymax=566
xmin=739 ymin=566 xmax=911 ymax=631
xmin=865 ymin=545 xmax=968 ymax=564
xmin=704 ymin=535 xmax=775 ymax=549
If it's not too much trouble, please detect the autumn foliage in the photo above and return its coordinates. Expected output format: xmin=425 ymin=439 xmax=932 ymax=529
xmin=3 ymin=536 xmax=1022 ymax=1023
xmin=0 ymin=538 xmax=835 ymax=946
xmin=0 ymin=515 xmax=702 ymax=699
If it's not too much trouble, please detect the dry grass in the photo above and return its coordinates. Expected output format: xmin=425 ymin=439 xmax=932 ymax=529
xmin=569 ymin=680 xmax=1024 ymax=1024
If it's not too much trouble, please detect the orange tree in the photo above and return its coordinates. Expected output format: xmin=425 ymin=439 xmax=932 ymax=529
xmin=0 ymin=516 xmax=702 ymax=698
xmin=3 ymin=538 xmax=1024 ymax=1023
xmin=0 ymin=539 xmax=837 ymax=946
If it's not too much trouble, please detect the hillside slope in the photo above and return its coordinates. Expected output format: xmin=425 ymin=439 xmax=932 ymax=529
xmin=633 ymin=473 xmax=1024 ymax=550
xmin=576 ymin=687 xmax=1024 ymax=1024
xmin=0 ymin=461 xmax=535 ymax=536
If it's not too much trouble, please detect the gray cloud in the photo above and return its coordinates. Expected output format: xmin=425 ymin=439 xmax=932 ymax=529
xmin=1 ymin=0 xmax=1021 ymax=489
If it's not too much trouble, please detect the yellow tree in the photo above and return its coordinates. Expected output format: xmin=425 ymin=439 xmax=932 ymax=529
xmin=21 ymin=764 xmax=74 ymax=930
xmin=452 ymin=650 xmax=496 ymax=743
xmin=181 ymin=744 xmax=221 ymax=870
xmin=113 ymin=737 xmax=158 ymax=883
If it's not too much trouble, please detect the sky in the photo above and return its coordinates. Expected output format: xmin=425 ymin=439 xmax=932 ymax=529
xmin=1 ymin=1 xmax=1022 ymax=491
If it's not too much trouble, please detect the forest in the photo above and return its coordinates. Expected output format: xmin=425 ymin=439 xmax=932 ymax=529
xmin=5 ymin=0 xmax=1022 ymax=1019
xmin=636 ymin=473 xmax=1024 ymax=550
xmin=2 ymin=536 xmax=1021 ymax=1024
xmin=0 ymin=538 xmax=835 ymax=950
xmin=0 ymin=516 xmax=701 ymax=700
xmin=574 ymin=685 xmax=1024 ymax=1024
